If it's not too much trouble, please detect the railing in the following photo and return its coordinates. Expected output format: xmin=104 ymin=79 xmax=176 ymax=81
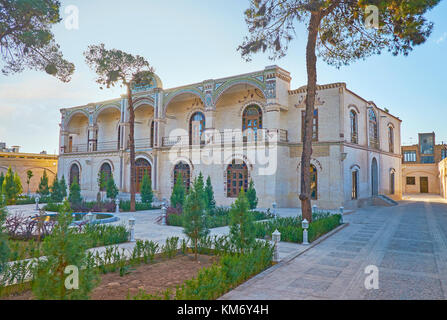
xmin=65 ymin=144 xmax=88 ymax=153
xmin=134 ymin=138 xmax=153 ymax=149
xmin=96 ymin=141 xmax=119 ymax=152
xmin=161 ymin=128 xmax=289 ymax=147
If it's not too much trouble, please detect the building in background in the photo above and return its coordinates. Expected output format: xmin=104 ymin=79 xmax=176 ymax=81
xmin=401 ymin=132 xmax=447 ymax=195
xmin=0 ymin=142 xmax=58 ymax=194
xmin=57 ymin=66 xmax=402 ymax=209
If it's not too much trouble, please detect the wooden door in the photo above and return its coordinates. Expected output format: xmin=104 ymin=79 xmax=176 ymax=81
xmin=420 ymin=177 xmax=429 ymax=193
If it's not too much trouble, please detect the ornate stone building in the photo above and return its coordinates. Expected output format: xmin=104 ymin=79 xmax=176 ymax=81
xmin=57 ymin=66 xmax=402 ymax=209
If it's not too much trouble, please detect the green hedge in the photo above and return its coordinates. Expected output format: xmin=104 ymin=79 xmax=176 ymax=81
xmin=254 ymin=214 xmax=342 ymax=243
xmin=167 ymin=207 xmax=273 ymax=228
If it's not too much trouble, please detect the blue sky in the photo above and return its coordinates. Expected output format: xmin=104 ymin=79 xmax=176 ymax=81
xmin=0 ymin=0 xmax=446 ymax=153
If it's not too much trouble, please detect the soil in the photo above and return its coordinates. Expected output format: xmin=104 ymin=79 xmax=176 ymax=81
xmin=2 ymin=254 xmax=215 ymax=300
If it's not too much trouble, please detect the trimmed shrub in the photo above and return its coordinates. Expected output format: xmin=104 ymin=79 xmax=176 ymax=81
xmin=140 ymin=173 xmax=153 ymax=204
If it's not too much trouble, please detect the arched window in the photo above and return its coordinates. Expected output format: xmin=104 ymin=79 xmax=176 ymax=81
xmin=189 ymin=112 xmax=205 ymax=145
xmin=99 ymin=163 xmax=112 ymax=191
xmin=174 ymin=161 xmax=191 ymax=191
xmin=242 ymin=105 xmax=262 ymax=133
xmin=371 ymin=158 xmax=379 ymax=196
xmin=350 ymin=110 xmax=358 ymax=144
xmin=310 ymin=165 xmax=318 ymax=200
xmin=134 ymin=158 xmax=151 ymax=193
xmin=352 ymin=169 xmax=359 ymax=200
xmin=227 ymin=160 xmax=248 ymax=198
xmin=150 ymin=120 xmax=155 ymax=148
xmin=369 ymin=109 xmax=378 ymax=149
xmin=69 ymin=164 xmax=80 ymax=186
xmin=388 ymin=126 xmax=394 ymax=153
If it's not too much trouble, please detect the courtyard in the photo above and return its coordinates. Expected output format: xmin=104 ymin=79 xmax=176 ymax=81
xmin=4 ymin=195 xmax=447 ymax=300
xmin=222 ymin=195 xmax=447 ymax=300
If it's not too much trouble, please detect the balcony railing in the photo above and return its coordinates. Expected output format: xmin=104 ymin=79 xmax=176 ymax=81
xmin=65 ymin=144 xmax=88 ymax=154
xmin=351 ymin=133 xmax=358 ymax=144
xmin=134 ymin=138 xmax=153 ymax=149
xmin=369 ymin=139 xmax=380 ymax=150
xmin=162 ymin=129 xmax=288 ymax=147
xmin=96 ymin=141 xmax=120 ymax=152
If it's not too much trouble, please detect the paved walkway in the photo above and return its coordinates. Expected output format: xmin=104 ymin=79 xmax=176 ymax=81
xmin=222 ymin=195 xmax=447 ymax=300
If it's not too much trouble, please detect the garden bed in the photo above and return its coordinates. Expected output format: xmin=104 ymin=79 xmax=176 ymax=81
xmin=254 ymin=213 xmax=343 ymax=243
xmin=2 ymin=254 xmax=216 ymax=300
xmin=167 ymin=207 xmax=274 ymax=228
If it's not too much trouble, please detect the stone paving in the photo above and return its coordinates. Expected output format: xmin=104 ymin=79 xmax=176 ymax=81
xmin=222 ymin=195 xmax=447 ymax=300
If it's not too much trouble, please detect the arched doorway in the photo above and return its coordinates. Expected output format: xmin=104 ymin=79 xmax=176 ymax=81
xmin=173 ymin=161 xmax=191 ymax=191
xmin=99 ymin=163 xmax=112 ymax=191
xmin=371 ymin=158 xmax=379 ymax=196
xmin=134 ymin=158 xmax=151 ymax=193
xmin=69 ymin=163 xmax=80 ymax=186
xmin=227 ymin=160 xmax=248 ymax=198
xmin=189 ymin=112 xmax=205 ymax=145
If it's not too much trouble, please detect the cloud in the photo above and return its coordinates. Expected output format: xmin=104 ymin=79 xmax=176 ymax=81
xmin=436 ymin=32 xmax=447 ymax=44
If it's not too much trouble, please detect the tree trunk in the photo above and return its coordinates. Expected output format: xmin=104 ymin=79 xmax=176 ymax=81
xmin=127 ymin=84 xmax=136 ymax=212
xmin=299 ymin=12 xmax=321 ymax=223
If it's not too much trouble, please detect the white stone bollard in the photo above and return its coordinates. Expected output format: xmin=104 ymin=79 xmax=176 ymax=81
xmin=302 ymin=219 xmax=309 ymax=245
xmin=128 ymin=217 xmax=136 ymax=242
xmin=161 ymin=205 xmax=167 ymax=226
xmin=35 ymin=196 xmax=40 ymax=210
xmin=272 ymin=229 xmax=281 ymax=262
xmin=115 ymin=198 xmax=120 ymax=214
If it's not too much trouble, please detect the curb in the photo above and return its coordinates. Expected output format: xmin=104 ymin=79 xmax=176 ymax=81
xmin=220 ymin=222 xmax=350 ymax=295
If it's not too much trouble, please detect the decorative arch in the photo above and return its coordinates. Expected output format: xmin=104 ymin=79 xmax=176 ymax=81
xmin=239 ymin=101 xmax=266 ymax=117
xmin=99 ymin=162 xmax=112 ymax=191
xmin=371 ymin=157 xmax=379 ymax=196
xmin=351 ymin=165 xmax=360 ymax=200
xmin=163 ymin=89 xmax=205 ymax=115
xmin=189 ymin=111 xmax=206 ymax=145
xmin=296 ymin=158 xmax=323 ymax=172
xmin=213 ymin=78 xmax=266 ymax=106
xmin=225 ymin=159 xmax=249 ymax=198
xmin=64 ymin=109 xmax=90 ymax=130
xmin=347 ymin=104 xmax=360 ymax=114
xmin=133 ymin=97 xmax=155 ymax=111
xmin=93 ymin=103 xmax=121 ymax=123
xmin=389 ymin=167 xmax=396 ymax=195
xmin=172 ymin=160 xmax=192 ymax=192
xmin=368 ymin=108 xmax=379 ymax=148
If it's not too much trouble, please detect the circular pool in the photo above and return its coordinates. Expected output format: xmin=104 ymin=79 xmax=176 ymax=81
xmin=40 ymin=213 xmax=119 ymax=225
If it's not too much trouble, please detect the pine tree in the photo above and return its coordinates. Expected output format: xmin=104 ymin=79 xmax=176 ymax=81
xmin=140 ymin=172 xmax=153 ymax=204
xmin=182 ymin=177 xmax=209 ymax=261
xmin=2 ymin=167 xmax=21 ymax=204
xmin=68 ymin=177 xmax=82 ymax=205
xmin=106 ymin=175 xmax=119 ymax=200
xmin=59 ymin=176 xmax=68 ymax=200
xmin=32 ymin=201 xmax=99 ymax=300
xmin=0 ymin=172 xmax=4 ymax=195
xmin=50 ymin=177 xmax=62 ymax=202
xmin=246 ymin=180 xmax=258 ymax=210
xmin=37 ymin=170 xmax=50 ymax=197
xmin=229 ymin=188 xmax=255 ymax=254
xmin=171 ymin=172 xmax=186 ymax=209
xmin=204 ymin=176 xmax=216 ymax=213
